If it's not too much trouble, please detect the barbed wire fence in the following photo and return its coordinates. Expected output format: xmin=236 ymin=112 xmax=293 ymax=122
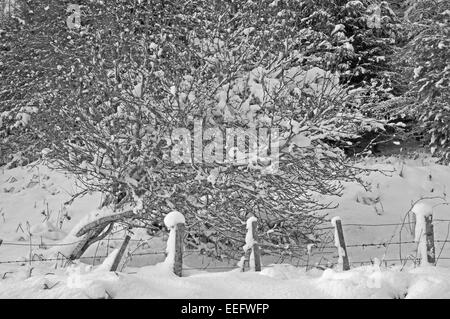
xmin=2 ymin=215 xmax=450 ymax=275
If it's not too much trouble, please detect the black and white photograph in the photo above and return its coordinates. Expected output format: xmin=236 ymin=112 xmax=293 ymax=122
xmin=0 ymin=0 xmax=449 ymax=302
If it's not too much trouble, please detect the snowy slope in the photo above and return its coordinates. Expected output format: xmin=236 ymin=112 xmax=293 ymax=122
xmin=1 ymin=261 xmax=450 ymax=299
xmin=0 ymin=165 xmax=102 ymax=264
xmin=0 ymin=164 xmax=168 ymax=274
xmin=323 ymin=155 xmax=450 ymax=267
xmin=1 ymin=154 xmax=450 ymax=298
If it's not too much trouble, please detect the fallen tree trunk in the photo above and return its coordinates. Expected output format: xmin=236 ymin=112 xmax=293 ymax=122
xmin=68 ymin=223 xmax=114 ymax=261
xmin=75 ymin=210 xmax=135 ymax=237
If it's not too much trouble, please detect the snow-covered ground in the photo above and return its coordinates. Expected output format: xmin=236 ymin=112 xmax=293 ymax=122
xmin=1 ymin=259 xmax=450 ymax=298
xmin=1 ymin=154 xmax=450 ymax=298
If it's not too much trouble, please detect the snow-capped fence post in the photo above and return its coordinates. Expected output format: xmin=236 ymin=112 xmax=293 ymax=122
xmin=239 ymin=216 xmax=261 ymax=272
xmin=412 ymin=203 xmax=435 ymax=266
xmin=163 ymin=211 xmax=186 ymax=277
xmin=331 ymin=217 xmax=350 ymax=271
xmin=110 ymin=235 xmax=131 ymax=272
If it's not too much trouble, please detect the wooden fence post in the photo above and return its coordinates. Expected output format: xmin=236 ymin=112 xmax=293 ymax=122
xmin=425 ymin=215 xmax=436 ymax=265
xmin=110 ymin=235 xmax=131 ymax=272
xmin=240 ymin=217 xmax=261 ymax=272
xmin=332 ymin=217 xmax=350 ymax=271
xmin=252 ymin=220 xmax=261 ymax=272
xmin=174 ymin=223 xmax=185 ymax=277
xmin=163 ymin=211 xmax=185 ymax=277
xmin=410 ymin=212 xmax=416 ymax=237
